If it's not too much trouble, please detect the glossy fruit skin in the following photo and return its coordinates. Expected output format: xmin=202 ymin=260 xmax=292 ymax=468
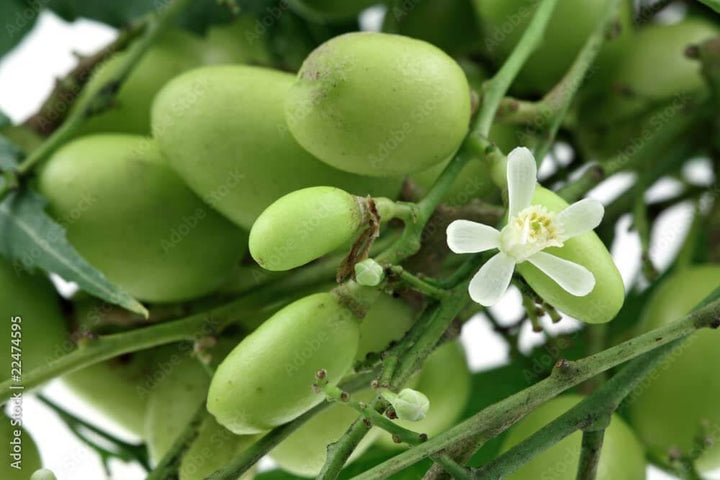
xmin=629 ymin=265 xmax=720 ymax=472
xmin=501 ymin=395 xmax=646 ymax=480
xmin=0 ymin=258 xmax=68 ymax=379
xmin=383 ymin=0 xmax=480 ymax=55
xmin=74 ymin=31 xmax=205 ymax=136
xmin=585 ymin=18 xmax=720 ymax=125
xmin=515 ymin=187 xmax=625 ymax=324
xmin=152 ymin=65 xmax=402 ymax=230
xmin=287 ymin=0 xmax=378 ymax=20
xmin=270 ymin=389 xmax=378 ymax=477
xmin=38 ymin=134 xmax=248 ymax=303
xmin=250 ymin=187 xmax=364 ymax=271
xmin=1 ymin=414 xmax=41 ymax=479
xmin=377 ymin=341 xmax=471 ymax=448
xmin=475 ymin=0 xmax=632 ymax=94
xmin=145 ymin=349 xmax=255 ymax=480
xmin=286 ymin=32 xmax=472 ymax=177
xmin=356 ymin=293 xmax=415 ymax=362
xmin=208 ymin=293 xmax=360 ymax=434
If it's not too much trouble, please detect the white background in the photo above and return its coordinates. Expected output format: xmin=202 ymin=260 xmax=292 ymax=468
xmin=0 ymin=7 xmax=715 ymax=480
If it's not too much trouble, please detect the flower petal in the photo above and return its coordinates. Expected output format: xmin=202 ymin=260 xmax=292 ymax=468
xmin=527 ymin=251 xmax=595 ymax=296
xmin=468 ymin=252 xmax=516 ymax=306
xmin=446 ymin=220 xmax=500 ymax=254
xmin=507 ymin=147 xmax=537 ymax=217
xmin=557 ymin=198 xmax=605 ymax=239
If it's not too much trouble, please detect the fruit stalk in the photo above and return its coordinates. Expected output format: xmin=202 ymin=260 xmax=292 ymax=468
xmin=146 ymin=403 xmax=207 ymax=480
xmin=575 ymin=429 xmax=606 ymax=480
xmin=351 ymin=289 xmax=720 ymax=479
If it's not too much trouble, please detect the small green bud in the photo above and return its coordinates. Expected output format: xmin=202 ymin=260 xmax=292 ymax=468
xmin=31 ymin=469 xmax=57 ymax=480
xmin=354 ymin=259 xmax=385 ymax=286
xmin=382 ymin=388 xmax=430 ymax=422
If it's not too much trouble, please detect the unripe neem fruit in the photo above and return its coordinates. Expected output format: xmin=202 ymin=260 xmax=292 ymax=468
xmin=152 ymin=65 xmax=402 ymax=230
xmin=208 ymin=292 xmax=360 ymax=434
xmin=74 ymin=31 xmax=205 ymax=136
xmin=377 ymin=341 xmax=471 ymax=448
xmin=383 ymin=0 xmax=481 ymax=55
xmin=515 ymin=187 xmax=624 ymax=324
xmin=629 ymin=265 xmax=720 ymax=472
xmin=582 ymin=18 xmax=720 ymax=125
xmin=2 ymin=414 xmax=41 ymax=480
xmin=475 ymin=0 xmax=633 ymax=94
xmin=250 ymin=187 xmax=364 ymax=271
xmin=501 ymin=395 xmax=645 ymax=479
xmin=145 ymin=348 xmax=256 ymax=479
xmin=356 ymin=293 xmax=415 ymax=362
xmin=38 ymin=134 xmax=248 ymax=303
xmin=285 ymin=32 xmax=472 ymax=177
xmin=269 ymin=390 xmax=379 ymax=477
xmin=201 ymin=17 xmax=272 ymax=66
xmin=0 ymin=258 xmax=68 ymax=379
xmin=287 ymin=0 xmax=378 ymax=20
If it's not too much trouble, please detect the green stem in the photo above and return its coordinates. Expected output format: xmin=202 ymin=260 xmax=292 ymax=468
xmin=351 ymin=291 xmax=720 ymax=480
xmin=146 ymin=403 xmax=207 ymax=480
xmin=387 ymin=265 xmax=448 ymax=299
xmin=575 ymin=429 xmax=607 ymax=480
xmin=475 ymin=0 xmax=560 ymax=137
xmin=14 ymin=0 xmax=192 ymax=178
xmin=633 ymin=180 xmax=658 ymax=280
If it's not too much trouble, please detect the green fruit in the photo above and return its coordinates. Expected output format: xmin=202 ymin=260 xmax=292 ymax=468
xmin=269 ymin=390 xmax=379 ymax=477
xmin=38 ymin=134 xmax=248 ymax=303
xmin=74 ymin=31 xmax=205 ymax=135
xmin=152 ymin=65 xmax=402 ymax=230
xmin=629 ymin=265 xmax=720 ymax=471
xmin=201 ymin=17 xmax=272 ymax=66
xmin=208 ymin=292 xmax=360 ymax=434
xmin=515 ymin=187 xmax=624 ymax=324
xmin=287 ymin=0 xmax=378 ymax=20
xmin=64 ymin=349 xmax=165 ymax=436
xmin=285 ymin=32 xmax=472 ymax=177
xmin=30 ymin=469 xmax=56 ymax=480
xmin=475 ymin=0 xmax=632 ymax=94
xmin=582 ymin=18 xmax=720 ymax=125
xmin=0 ymin=258 xmax=68 ymax=379
xmin=377 ymin=341 xmax=471 ymax=448
xmin=383 ymin=0 xmax=480 ymax=55
xmin=501 ymin=395 xmax=646 ymax=479
xmin=356 ymin=293 xmax=415 ymax=362
xmin=145 ymin=349 xmax=255 ymax=479
xmin=1 ymin=414 xmax=41 ymax=479
xmin=250 ymin=187 xmax=365 ymax=271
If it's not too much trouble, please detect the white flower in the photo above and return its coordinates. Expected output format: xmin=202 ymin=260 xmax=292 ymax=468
xmin=446 ymin=147 xmax=605 ymax=307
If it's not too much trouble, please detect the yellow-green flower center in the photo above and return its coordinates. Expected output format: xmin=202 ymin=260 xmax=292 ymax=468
xmin=500 ymin=205 xmax=564 ymax=262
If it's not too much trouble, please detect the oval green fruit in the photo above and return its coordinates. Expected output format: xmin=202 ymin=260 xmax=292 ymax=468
xmin=377 ymin=341 xmax=471 ymax=448
xmin=270 ymin=390 xmax=378 ymax=477
xmin=287 ymin=0 xmax=378 ymax=20
xmin=629 ymin=265 xmax=720 ymax=472
xmin=208 ymin=292 xmax=360 ymax=434
xmin=501 ymin=395 xmax=646 ymax=479
xmin=74 ymin=31 xmax=205 ymax=136
xmin=38 ymin=134 xmax=248 ymax=303
xmin=581 ymin=18 xmax=720 ymax=126
xmin=383 ymin=0 xmax=480 ymax=55
xmin=250 ymin=187 xmax=364 ymax=271
xmin=0 ymin=258 xmax=68 ymax=379
xmin=152 ymin=65 xmax=402 ymax=230
xmin=1 ymin=414 xmax=41 ymax=479
xmin=145 ymin=349 xmax=255 ymax=480
xmin=475 ymin=0 xmax=632 ymax=94
xmin=515 ymin=187 xmax=624 ymax=324
xmin=285 ymin=32 xmax=472 ymax=177
xmin=356 ymin=293 xmax=415 ymax=362
xmin=201 ymin=17 xmax=272 ymax=66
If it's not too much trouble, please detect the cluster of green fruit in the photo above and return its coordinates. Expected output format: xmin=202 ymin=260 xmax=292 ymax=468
xmin=4 ymin=0 xmax=720 ymax=478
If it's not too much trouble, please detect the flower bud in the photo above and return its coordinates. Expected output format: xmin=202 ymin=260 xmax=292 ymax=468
xmin=382 ymin=388 xmax=430 ymax=422
xmin=354 ymin=258 xmax=385 ymax=286
xmin=31 ymin=469 xmax=57 ymax=480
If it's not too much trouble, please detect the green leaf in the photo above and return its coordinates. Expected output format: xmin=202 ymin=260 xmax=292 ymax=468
xmin=0 ymin=189 xmax=148 ymax=316
xmin=1 ymin=0 xmax=40 ymax=60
